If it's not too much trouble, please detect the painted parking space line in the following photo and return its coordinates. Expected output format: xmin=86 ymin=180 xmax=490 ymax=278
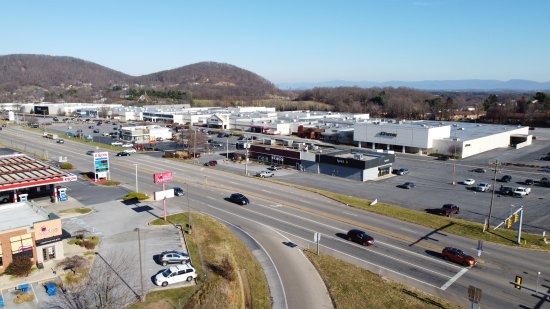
xmin=440 ymin=267 xmax=469 ymax=290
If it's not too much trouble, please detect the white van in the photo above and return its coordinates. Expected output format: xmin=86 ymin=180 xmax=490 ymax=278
xmin=154 ymin=264 xmax=197 ymax=287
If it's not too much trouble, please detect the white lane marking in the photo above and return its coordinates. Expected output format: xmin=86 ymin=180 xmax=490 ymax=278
xmin=203 ymin=201 xmax=454 ymax=280
xmin=342 ymin=211 xmax=358 ymax=217
xmin=250 ymin=201 xmax=463 ymax=270
xmin=204 ymin=203 xmax=444 ymax=290
xmin=440 ymin=267 xmax=469 ymax=290
xmin=206 ymin=213 xmax=288 ymax=309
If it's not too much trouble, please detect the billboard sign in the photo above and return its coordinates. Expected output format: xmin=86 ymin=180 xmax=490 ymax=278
xmin=154 ymin=171 xmax=173 ymax=184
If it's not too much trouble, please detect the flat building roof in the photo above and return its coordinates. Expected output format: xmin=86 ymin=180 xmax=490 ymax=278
xmin=0 ymin=202 xmax=48 ymax=231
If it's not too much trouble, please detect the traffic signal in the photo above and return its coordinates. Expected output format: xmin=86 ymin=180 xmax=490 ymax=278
xmin=514 ymin=276 xmax=522 ymax=289
xmin=507 ymin=219 xmax=512 ymax=229
xmin=514 ymin=213 xmax=519 ymax=223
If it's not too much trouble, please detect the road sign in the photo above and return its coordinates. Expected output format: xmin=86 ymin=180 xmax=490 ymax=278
xmin=314 ymin=232 xmax=321 ymax=242
xmin=467 ymin=285 xmax=482 ymax=303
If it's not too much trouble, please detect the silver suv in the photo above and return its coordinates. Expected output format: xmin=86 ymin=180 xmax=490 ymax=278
xmin=159 ymin=251 xmax=190 ymax=266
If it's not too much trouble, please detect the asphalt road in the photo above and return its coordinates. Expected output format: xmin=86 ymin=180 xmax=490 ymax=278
xmin=1 ymin=125 xmax=549 ymax=308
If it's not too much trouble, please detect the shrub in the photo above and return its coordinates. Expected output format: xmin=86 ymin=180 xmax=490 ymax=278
xmin=81 ymin=240 xmax=96 ymax=249
xmin=123 ymin=192 xmax=149 ymax=201
xmin=13 ymin=293 xmax=34 ymax=304
xmin=219 ymin=256 xmax=236 ymax=282
xmin=5 ymin=256 xmax=33 ymax=277
xmin=59 ymin=162 xmax=74 ymax=169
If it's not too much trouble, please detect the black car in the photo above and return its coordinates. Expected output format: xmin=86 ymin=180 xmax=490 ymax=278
xmin=93 ymin=129 xmax=100 ymax=133
xmin=173 ymin=187 xmax=184 ymax=196
xmin=229 ymin=193 xmax=249 ymax=205
xmin=499 ymin=175 xmax=512 ymax=183
xmin=525 ymin=179 xmax=534 ymax=185
xmin=396 ymin=168 xmax=409 ymax=175
xmin=159 ymin=250 xmax=190 ymax=266
xmin=116 ymin=152 xmax=130 ymax=157
xmin=398 ymin=182 xmax=416 ymax=189
xmin=498 ymin=186 xmax=514 ymax=196
xmin=346 ymin=229 xmax=374 ymax=246
xmin=472 ymin=168 xmax=487 ymax=173
xmin=438 ymin=155 xmax=450 ymax=161
xmin=541 ymin=156 xmax=550 ymax=161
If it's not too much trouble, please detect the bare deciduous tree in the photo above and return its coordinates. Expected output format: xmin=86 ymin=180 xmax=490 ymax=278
xmin=47 ymin=252 xmax=138 ymax=309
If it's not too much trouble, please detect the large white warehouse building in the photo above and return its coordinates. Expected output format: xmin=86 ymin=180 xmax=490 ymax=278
xmin=354 ymin=120 xmax=531 ymax=158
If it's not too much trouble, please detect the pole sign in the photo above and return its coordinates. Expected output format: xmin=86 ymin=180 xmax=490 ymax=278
xmin=93 ymin=152 xmax=110 ymax=181
xmin=153 ymin=171 xmax=173 ymax=184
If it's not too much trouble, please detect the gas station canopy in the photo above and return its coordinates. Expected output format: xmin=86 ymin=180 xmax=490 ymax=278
xmin=0 ymin=153 xmax=77 ymax=192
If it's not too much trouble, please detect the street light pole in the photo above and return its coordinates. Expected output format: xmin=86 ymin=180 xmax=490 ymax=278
xmin=193 ymin=128 xmax=197 ymax=164
xmin=226 ymin=137 xmax=229 ymax=159
xmin=134 ymin=228 xmax=145 ymax=302
xmin=486 ymin=160 xmax=499 ymax=231
xmin=134 ymin=164 xmax=139 ymax=193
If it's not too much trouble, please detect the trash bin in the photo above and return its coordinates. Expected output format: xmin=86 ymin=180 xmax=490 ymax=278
xmin=0 ymin=295 xmax=5 ymax=307
xmin=18 ymin=284 xmax=30 ymax=293
xmin=46 ymin=283 xmax=57 ymax=296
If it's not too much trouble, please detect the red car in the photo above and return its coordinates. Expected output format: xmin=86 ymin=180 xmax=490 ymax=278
xmin=204 ymin=160 xmax=218 ymax=166
xmin=442 ymin=247 xmax=476 ymax=266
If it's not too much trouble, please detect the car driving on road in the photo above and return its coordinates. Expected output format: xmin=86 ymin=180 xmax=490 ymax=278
xmin=173 ymin=187 xmax=184 ymax=196
xmin=116 ymin=152 xmax=130 ymax=157
xmin=346 ymin=229 xmax=374 ymax=246
xmin=442 ymin=247 xmax=476 ymax=266
xmin=397 ymin=182 xmax=416 ymax=189
xmin=228 ymin=193 xmax=249 ymax=205
xmin=256 ymin=171 xmax=274 ymax=178
xmin=472 ymin=168 xmax=487 ymax=173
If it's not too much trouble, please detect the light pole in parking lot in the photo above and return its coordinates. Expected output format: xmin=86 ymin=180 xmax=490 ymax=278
xmin=134 ymin=228 xmax=145 ymax=302
xmin=486 ymin=160 xmax=499 ymax=230
xmin=134 ymin=164 xmax=139 ymax=193
xmin=226 ymin=137 xmax=229 ymax=159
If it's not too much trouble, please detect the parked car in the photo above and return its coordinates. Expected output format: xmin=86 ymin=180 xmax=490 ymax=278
xmin=499 ymin=175 xmax=512 ymax=183
xmin=204 ymin=160 xmax=218 ymax=166
xmin=441 ymin=247 xmax=476 ymax=266
xmin=154 ymin=264 xmax=197 ymax=287
xmin=437 ymin=204 xmax=460 ymax=216
xmin=438 ymin=155 xmax=450 ymax=161
xmin=111 ymin=141 xmax=123 ymax=146
xmin=513 ymin=187 xmax=531 ymax=197
xmin=173 ymin=187 xmax=184 ymax=196
xmin=525 ymin=179 xmax=534 ymax=185
xmin=116 ymin=152 xmax=130 ymax=157
xmin=346 ymin=229 xmax=374 ymax=246
xmin=0 ymin=193 xmax=11 ymax=203
xmin=540 ymin=156 xmax=550 ymax=161
xmin=544 ymin=167 xmax=550 ymax=173
xmin=93 ymin=129 xmax=100 ymax=133
xmin=396 ymin=168 xmax=409 ymax=175
xmin=56 ymin=139 xmax=65 ymax=144
xmin=397 ymin=182 xmax=416 ymax=189
xmin=156 ymin=137 xmax=164 ymax=141
xmin=121 ymin=143 xmax=134 ymax=148
xmin=472 ymin=168 xmax=487 ymax=173
xmin=256 ymin=171 xmax=274 ymax=178
xmin=159 ymin=250 xmax=190 ymax=266
xmin=210 ymin=141 xmax=224 ymax=147
xmin=267 ymin=165 xmax=280 ymax=171
xmin=498 ymin=186 xmax=514 ymax=196
xmin=476 ymin=182 xmax=491 ymax=192
xmin=463 ymin=179 xmax=475 ymax=185
xmin=102 ymin=132 xmax=111 ymax=136
xmin=124 ymin=148 xmax=136 ymax=153
xmin=229 ymin=193 xmax=249 ymax=205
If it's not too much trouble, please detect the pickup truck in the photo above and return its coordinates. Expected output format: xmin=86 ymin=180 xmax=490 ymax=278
xmin=513 ymin=187 xmax=531 ymax=197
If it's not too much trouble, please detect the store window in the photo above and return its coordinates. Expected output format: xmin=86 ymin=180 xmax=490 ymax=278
xmin=10 ymin=234 xmax=33 ymax=259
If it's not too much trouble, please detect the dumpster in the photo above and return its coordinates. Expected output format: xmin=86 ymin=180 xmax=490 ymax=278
xmin=17 ymin=284 xmax=30 ymax=293
xmin=0 ymin=295 xmax=4 ymax=307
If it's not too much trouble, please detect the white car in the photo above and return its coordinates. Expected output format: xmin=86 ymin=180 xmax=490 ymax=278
xmin=124 ymin=148 xmax=136 ymax=153
xmin=121 ymin=143 xmax=134 ymax=148
xmin=256 ymin=171 xmax=274 ymax=178
xmin=476 ymin=182 xmax=491 ymax=192
xmin=111 ymin=141 xmax=123 ymax=146
xmin=154 ymin=264 xmax=197 ymax=287
xmin=463 ymin=179 xmax=475 ymax=185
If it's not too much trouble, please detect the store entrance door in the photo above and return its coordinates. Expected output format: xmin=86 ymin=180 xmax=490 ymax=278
xmin=42 ymin=246 xmax=56 ymax=261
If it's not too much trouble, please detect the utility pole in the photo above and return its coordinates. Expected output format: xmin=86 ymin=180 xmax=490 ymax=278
xmin=486 ymin=160 xmax=499 ymax=231
xmin=193 ymin=128 xmax=197 ymax=164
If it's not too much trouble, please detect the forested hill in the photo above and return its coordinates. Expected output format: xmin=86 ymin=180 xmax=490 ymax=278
xmin=0 ymin=54 xmax=280 ymax=103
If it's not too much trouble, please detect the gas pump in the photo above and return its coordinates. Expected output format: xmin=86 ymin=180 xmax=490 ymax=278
xmin=56 ymin=186 xmax=68 ymax=202
xmin=18 ymin=194 xmax=28 ymax=202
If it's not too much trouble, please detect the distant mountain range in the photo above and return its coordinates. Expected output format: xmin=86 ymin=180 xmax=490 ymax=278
xmin=277 ymin=79 xmax=550 ymax=91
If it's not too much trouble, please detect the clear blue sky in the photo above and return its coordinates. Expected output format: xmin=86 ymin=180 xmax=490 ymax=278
xmin=1 ymin=0 xmax=549 ymax=83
